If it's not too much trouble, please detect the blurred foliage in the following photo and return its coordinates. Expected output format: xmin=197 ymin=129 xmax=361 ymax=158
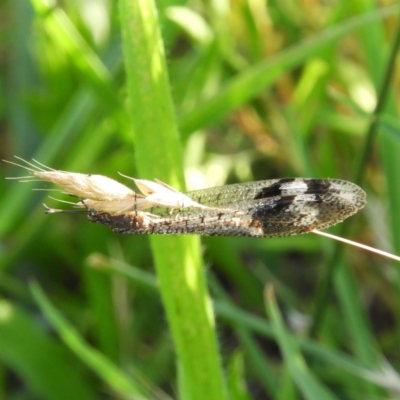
xmin=1 ymin=0 xmax=400 ymax=399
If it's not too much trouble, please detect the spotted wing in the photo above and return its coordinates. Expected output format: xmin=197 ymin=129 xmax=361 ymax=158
xmin=88 ymin=178 xmax=366 ymax=238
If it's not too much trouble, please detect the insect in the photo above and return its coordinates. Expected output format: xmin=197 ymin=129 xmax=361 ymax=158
xmin=4 ymin=157 xmax=366 ymax=238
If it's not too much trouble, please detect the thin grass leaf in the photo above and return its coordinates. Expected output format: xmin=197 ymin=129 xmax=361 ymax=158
xmin=0 ymin=299 xmax=96 ymax=400
xmin=31 ymin=282 xmax=150 ymax=399
xmin=265 ymin=286 xmax=338 ymax=400
xmin=227 ymin=351 xmax=252 ymax=400
xmin=30 ymin=0 xmax=121 ymax=111
xmin=178 ymin=6 xmax=399 ymax=135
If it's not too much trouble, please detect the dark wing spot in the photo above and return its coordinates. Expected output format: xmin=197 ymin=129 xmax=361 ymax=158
xmin=303 ymin=179 xmax=331 ymax=195
xmin=253 ymin=178 xmax=296 ymax=200
xmin=252 ymin=195 xmax=297 ymax=218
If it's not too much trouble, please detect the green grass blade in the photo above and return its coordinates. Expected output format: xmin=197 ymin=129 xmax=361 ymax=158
xmin=118 ymin=1 xmax=227 ymax=399
xmin=0 ymin=299 xmax=96 ymax=400
xmin=31 ymin=282 xmax=149 ymax=399
xmin=265 ymin=286 xmax=338 ymax=400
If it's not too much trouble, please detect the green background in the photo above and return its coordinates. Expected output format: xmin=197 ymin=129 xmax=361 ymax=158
xmin=1 ymin=0 xmax=400 ymax=399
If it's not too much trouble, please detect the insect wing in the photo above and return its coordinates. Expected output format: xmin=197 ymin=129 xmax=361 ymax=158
xmin=165 ymin=178 xmax=365 ymax=237
xmin=93 ymin=178 xmax=366 ymax=238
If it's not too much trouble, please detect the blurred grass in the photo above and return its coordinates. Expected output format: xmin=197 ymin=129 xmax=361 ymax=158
xmin=1 ymin=0 xmax=400 ymax=399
